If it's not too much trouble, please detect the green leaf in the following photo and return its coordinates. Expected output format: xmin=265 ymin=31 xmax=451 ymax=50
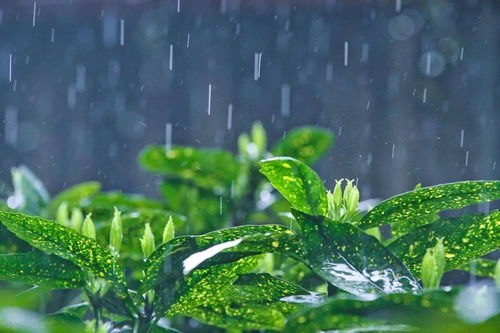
xmin=47 ymin=181 xmax=101 ymax=217
xmin=0 ymin=211 xmax=129 ymax=296
xmin=160 ymin=181 xmax=226 ymax=233
xmin=293 ymin=210 xmax=422 ymax=297
xmin=259 ymin=157 xmax=328 ymax=216
xmin=359 ymin=181 xmax=500 ymax=232
xmin=284 ymin=290 xmax=463 ymax=333
xmin=142 ymin=224 xmax=302 ymax=294
xmin=9 ymin=165 xmax=50 ymax=215
xmin=388 ymin=211 xmax=500 ymax=275
xmin=0 ymin=251 xmax=85 ymax=289
xmin=139 ymin=145 xmax=238 ymax=192
xmin=169 ymin=261 xmax=309 ymax=331
xmin=272 ymin=126 xmax=335 ymax=165
xmin=457 ymin=259 xmax=497 ymax=278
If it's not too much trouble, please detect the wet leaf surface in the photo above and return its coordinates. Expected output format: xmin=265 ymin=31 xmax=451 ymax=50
xmin=0 ymin=251 xmax=85 ymax=289
xmin=272 ymin=126 xmax=335 ymax=165
xmin=359 ymin=181 xmax=500 ymax=231
xmin=259 ymin=157 xmax=328 ymax=216
xmin=0 ymin=211 xmax=130 ymax=297
xmin=388 ymin=211 xmax=500 ymax=275
xmin=293 ymin=210 xmax=422 ymax=297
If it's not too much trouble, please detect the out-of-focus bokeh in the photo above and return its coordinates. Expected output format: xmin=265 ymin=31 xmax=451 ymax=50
xmin=0 ymin=0 xmax=498 ymax=200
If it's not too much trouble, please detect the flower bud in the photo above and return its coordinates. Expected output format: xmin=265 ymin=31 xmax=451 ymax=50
xmin=109 ymin=207 xmax=123 ymax=256
xmin=343 ymin=180 xmax=353 ymax=206
xmin=251 ymin=121 xmax=267 ymax=156
xmin=333 ymin=180 xmax=343 ymax=209
xmin=81 ymin=213 xmax=96 ymax=240
xmin=345 ymin=185 xmax=360 ymax=214
xmin=70 ymin=207 xmax=84 ymax=231
xmin=140 ymin=223 xmax=155 ymax=259
xmin=326 ymin=191 xmax=336 ymax=219
xmin=421 ymin=249 xmax=438 ymax=289
xmin=237 ymin=133 xmax=250 ymax=159
xmin=56 ymin=202 xmax=69 ymax=226
xmin=162 ymin=216 xmax=175 ymax=243
xmin=421 ymin=238 xmax=446 ymax=289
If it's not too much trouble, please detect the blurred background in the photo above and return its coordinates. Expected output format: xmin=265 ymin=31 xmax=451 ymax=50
xmin=0 ymin=0 xmax=498 ymax=201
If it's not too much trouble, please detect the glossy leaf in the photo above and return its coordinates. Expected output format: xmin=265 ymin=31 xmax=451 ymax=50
xmin=0 ymin=251 xmax=85 ymax=289
xmin=272 ymin=126 xmax=335 ymax=165
xmin=47 ymin=181 xmax=101 ymax=217
xmin=169 ymin=262 xmax=308 ymax=331
xmin=0 ymin=211 xmax=129 ymax=293
xmin=141 ymin=224 xmax=303 ymax=296
xmin=139 ymin=145 xmax=238 ymax=191
xmin=259 ymin=157 xmax=328 ymax=216
xmin=9 ymin=165 xmax=50 ymax=215
xmin=284 ymin=290 xmax=470 ymax=333
xmin=388 ymin=211 xmax=500 ymax=275
xmin=293 ymin=210 xmax=422 ymax=297
xmin=359 ymin=181 xmax=500 ymax=231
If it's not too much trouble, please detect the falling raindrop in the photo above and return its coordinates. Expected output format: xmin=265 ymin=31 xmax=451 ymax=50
xmin=465 ymin=151 xmax=469 ymax=167
xmin=227 ymin=104 xmax=233 ymax=130
xmin=32 ymin=2 xmax=37 ymax=28
xmin=326 ymin=63 xmax=333 ymax=82
xmin=169 ymin=44 xmax=174 ymax=71
xmin=280 ymin=84 xmax=291 ymax=117
xmin=207 ymin=84 xmax=212 ymax=115
xmin=254 ymin=52 xmax=262 ymax=80
xmin=360 ymin=43 xmax=369 ymax=62
xmin=186 ymin=33 xmax=190 ymax=48
xmin=422 ymin=88 xmax=427 ymax=103
xmin=396 ymin=0 xmax=402 ymax=12
xmin=165 ymin=123 xmax=172 ymax=152
xmin=460 ymin=47 xmax=464 ymax=61
xmin=4 ymin=106 xmax=18 ymax=147
xmin=177 ymin=0 xmax=181 ymax=13
xmin=50 ymin=28 xmax=55 ymax=43
xmin=391 ymin=144 xmax=396 ymax=158
xmin=460 ymin=129 xmax=464 ymax=148
xmin=9 ymin=53 xmax=12 ymax=82
xmin=344 ymin=41 xmax=349 ymax=66
xmin=120 ymin=19 xmax=125 ymax=46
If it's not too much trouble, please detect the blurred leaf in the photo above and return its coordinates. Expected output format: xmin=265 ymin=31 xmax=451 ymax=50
xmin=139 ymin=145 xmax=238 ymax=192
xmin=272 ymin=126 xmax=334 ymax=165
xmin=458 ymin=259 xmax=497 ymax=278
xmin=293 ymin=210 xmax=421 ymax=297
xmin=259 ymin=157 xmax=328 ymax=216
xmin=0 ymin=211 xmax=132 ymax=304
xmin=284 ymin=290 xmax=472 ymax=333
xmin=47 ymin=182 xmax=101 ymax=218
xmin=0 ymin=251 xmax=85 ymax=289
xmin=9 ymin=166 xmax=50 ymax=215
xmin=160 ymin=181 xmax=229 ymax=233
xmin=359 ymin=181 xmax=500 ymax=232
xmin=83 ymin=191 xmax=164 ymax=216
xmin=388 ymin=211 xmax=500 ymax=275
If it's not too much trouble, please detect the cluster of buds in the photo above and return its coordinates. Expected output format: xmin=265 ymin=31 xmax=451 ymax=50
xmin=421 ymin=238 xmax=446 ymax=289
xmin=326 ymin=179 xmax=361 ymax=222
xmin=56 ymin=202 xmax=176 ymax=260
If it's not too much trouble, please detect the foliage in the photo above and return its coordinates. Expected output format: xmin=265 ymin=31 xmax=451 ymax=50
xmin=0 ymin=124 xmax=498 ymax=332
